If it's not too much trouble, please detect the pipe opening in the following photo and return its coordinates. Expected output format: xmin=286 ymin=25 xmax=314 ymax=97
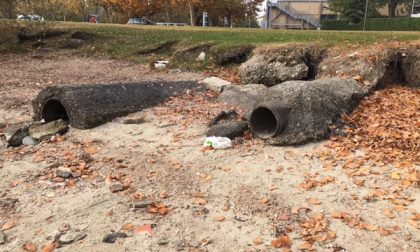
xmin=250 ymin=107 xmax=278 ymax=139
xmin=41 ymin=99 xmax=69 ymax=123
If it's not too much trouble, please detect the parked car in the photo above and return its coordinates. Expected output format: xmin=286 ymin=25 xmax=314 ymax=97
xmin=17 ymin=14 xmax=44 ymax=21
xmin=127 ymin=17 xmax=155 ymax=25
xmin=156 ymin=22 xmax=188 ymax=27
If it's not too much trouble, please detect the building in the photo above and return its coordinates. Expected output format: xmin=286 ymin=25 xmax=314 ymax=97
xmin=265 ymin=0 xmax=336 ymax=30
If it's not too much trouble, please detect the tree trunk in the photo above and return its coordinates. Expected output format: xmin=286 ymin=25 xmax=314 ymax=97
xmin=164 ymin=0 xmax=170 ymax=22
xmin=389 ymin=0 xmax=399 ymax=17
xmin=188 ymin=0 xmax=195 ymax=26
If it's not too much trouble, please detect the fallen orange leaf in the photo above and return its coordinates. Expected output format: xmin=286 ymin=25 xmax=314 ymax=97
xmin=214 ymin=215 xmax=226 ymax=222
xmin=23 ymin=242 xmax=37 ymax=252
xmin=2 ymin=219 xmax=16 ymax=230
xmin=307 ymin=198 xmax=321 ymax=205
xmin=134 ymin=224 xmax=153 ymax=235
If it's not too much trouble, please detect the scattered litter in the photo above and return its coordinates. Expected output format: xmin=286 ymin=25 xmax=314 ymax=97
xmin=197 ymin=51 xmax=206 ymax=61
xmin=154 ymin=61 xmax=169 ymax=70
xmin=203 ymin=136 xmax=232 ymax=149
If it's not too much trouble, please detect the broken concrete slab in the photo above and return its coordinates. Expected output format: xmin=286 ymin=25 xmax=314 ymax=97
xmin=218 ymin=84 xmax=268 ymax=118
xmin=3 ymin=122 xmax=32 ymax=147
xmin=403 ymin=48 xmax=420 ymax=87
xmin=206 ymin=121 xmax=248 ymax=139
xmin=29 ymin=119 xmax=69 ymax=140
xmin=32 ymin=81 xmax=199 ymax=129
xmin=239 ymin=45 xmax=325 ymax=86
xmin=199 ymin=77 xmax=231 ymax=92
xmin=252 ymin=78 xmax=367 ymax=145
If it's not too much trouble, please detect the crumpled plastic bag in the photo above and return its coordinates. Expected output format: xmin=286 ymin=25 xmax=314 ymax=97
xmin=203 ymin=136 xmax=232 ymax=149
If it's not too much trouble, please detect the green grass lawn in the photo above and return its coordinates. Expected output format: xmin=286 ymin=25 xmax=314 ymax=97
xmin=2 ymin=20 xmax=420 ymax=66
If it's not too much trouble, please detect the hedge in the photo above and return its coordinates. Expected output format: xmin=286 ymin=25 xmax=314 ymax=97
xmin=321 ymin=18 xmax=420 ymax=31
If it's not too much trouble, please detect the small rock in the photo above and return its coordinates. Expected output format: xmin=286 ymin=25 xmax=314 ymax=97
xmin=58 ymin=231 xmax=87 ymax=244
xmin=0 ymin=231 xmax=5 ymax=244
xmin=132 ymin=199 xmax=154 ymax=208
xmin=206 ymin=121 xmax=248 ymax=139
xmin=29 ymin=119 xmax=69 ymax=140
xmin=109 ymin=183 xmax=124 ymax=193
xmin=22 ymin=136 xmax=39 ymax=146
xmin=157 ymin=237 xmax=169 ymax=245
xmin=67 ymin=38 xmax=85 ymax=49
xmin=118 ymin=113 xmax=146 ymax=124
xmin=56 ymin=167 xmax=72 ymax=178
xmin=102 ymin=232 xmax=127 ymax=243
xmin=199 ymin=77 xmax=231 ymax=92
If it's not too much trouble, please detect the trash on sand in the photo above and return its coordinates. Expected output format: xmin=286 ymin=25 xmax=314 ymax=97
xmin=154 ymin=61 xmax=169 ymax=70
xmin=203 ymin=136 xmax=232 ymax=149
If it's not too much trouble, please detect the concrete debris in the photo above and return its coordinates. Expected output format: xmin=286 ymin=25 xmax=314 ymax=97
xmin=22 ymin=136 xmax=39 ymax=146
xmin=29 ymin=119 xmax=69 ymax=140
xmin=206 ymin=121 xmax=248 ymax=139
xmin=3 ymin=122 xmax=32 ymax=147
xmin=239 ymin=45 xmax=325 ymax=86
xmin=58 ymin=231 xmax=87 ymax=244
xmin=199 ymin=77 xmax=231 ymax=92
xmin=218 ymin=84 xmax=268 ymax=118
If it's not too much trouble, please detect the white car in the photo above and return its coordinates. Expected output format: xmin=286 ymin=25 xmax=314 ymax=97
xmin=17 ymin=14 xmax=44 ymax=21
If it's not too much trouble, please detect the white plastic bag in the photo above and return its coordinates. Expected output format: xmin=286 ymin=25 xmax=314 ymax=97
xmin=203 ymin=136 xmax=232 ymax=149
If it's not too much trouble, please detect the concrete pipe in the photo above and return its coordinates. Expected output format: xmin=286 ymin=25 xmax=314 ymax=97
xmin=250 ymin=103 xmax=289 ymax=139
xmin=32 ymin=81 xmax=198 ymax=129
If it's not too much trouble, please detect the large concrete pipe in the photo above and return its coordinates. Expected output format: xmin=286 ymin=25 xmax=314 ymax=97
xmin=32 ymin=81 xmax=198 ymax=129
xmin=250 ymin=103 xmax=289 ymax=139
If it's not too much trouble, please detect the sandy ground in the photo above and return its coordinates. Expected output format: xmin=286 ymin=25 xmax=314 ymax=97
xmin=0 ymin=53 xmax=419 ymax=252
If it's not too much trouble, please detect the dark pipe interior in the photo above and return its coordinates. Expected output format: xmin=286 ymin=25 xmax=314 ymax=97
xmin=250 ymin=107 xmax=278 ymax=139
xmin=41 ymin=99 xmax=69 ymax=123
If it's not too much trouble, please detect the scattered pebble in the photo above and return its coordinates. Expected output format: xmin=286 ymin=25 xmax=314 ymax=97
xmin=132 ymin=199 xmax=154 ymax=209
xmin=102 ymin=232 xmax=127 ymax=243
xmin=109 ymin=183 xmax=124 ymax=193
xmin=58 ymin=231 xmax=87 ymax=244
xmin=56 ymin=167 xmax=72 ymax=178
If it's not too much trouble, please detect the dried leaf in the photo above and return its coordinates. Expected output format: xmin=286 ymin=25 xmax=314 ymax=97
xmin=331 ymin=211 xmax=343 ymax=219
xmin=213 ymin=215 xmax=225 ymax=222
xmin=194 ymin=198 xmax=207 ymax=205
xmin=134 ymin=224 xmax=153 ymax=235
xmin=121 ymin=223 xmax=134 ymax=231
xmin=253 ymin=237 xmax=263 ymax=245
xmin=271 ymin=235 xmax=292 ymax=248
xmin=23 ymin=242 xmax=37 ymax=252
xmin=298 ymin=242 xmax=313 ymax=250
xmin=307 ymin=198 xmax=321 ymax=205
xmin=378 ymin=227 xmax=391 ymax=236
xmin=384 ymin=209 xmax=395 ymax=219
xmin=2 ymin=219 xmax=16 ymax=230
xmin=41 ymin=243 xmax=55 ymax=252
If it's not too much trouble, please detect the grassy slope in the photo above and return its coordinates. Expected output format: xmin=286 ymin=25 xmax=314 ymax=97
xmin=1 ymin=21 xmax=420 ymax=65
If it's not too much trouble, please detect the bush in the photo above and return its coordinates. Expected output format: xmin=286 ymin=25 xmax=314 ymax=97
xmin=321 ymin=18 xmax=420 ymax=31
